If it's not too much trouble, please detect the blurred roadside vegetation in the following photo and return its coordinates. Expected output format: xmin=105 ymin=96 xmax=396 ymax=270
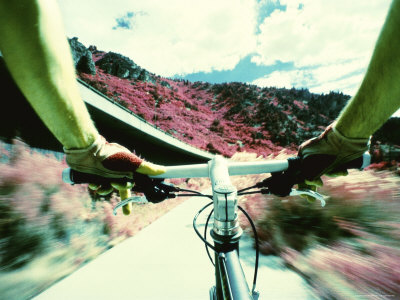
xmin=1 ymin=141 xmax=399 ymax=299
xmin=232 ymin=152 xmax=400 ymax=299
xmin=0 ymin=140 xmax=185 ymax=299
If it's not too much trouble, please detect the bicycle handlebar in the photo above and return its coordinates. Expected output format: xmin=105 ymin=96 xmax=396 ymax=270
xmin=61 ymin=159 xmax=288 ymax=185
xmin=151 ymin=152 xmax=370 ymax=180
xmin=149 ymin=159 xmax=289 ymax=179
xmin=61 ymin=153 xmax=370 ymax=299
xmin=62 ymin=153 xmax=370 ymax=208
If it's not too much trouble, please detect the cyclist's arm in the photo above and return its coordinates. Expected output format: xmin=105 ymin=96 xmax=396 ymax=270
xmin=335 ymin=0 xmax=400 ymax=138
xmin=0 ymin=0 xmax=98 ymax=150
xmin=299 ymin=0 xmax=400 ymax=183
xmin=0 ymin=0 xmax=165 ymax=179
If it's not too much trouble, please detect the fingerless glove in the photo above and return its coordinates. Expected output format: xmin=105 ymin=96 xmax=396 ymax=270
xmin=298 ymin=123 xmax=370 ymax=180
xmin=64 ymin=135 xmax=143 ymax=179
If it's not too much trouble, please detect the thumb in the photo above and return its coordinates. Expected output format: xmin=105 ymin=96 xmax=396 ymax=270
xmin=136 ymin=161 xmax=166 ymax=176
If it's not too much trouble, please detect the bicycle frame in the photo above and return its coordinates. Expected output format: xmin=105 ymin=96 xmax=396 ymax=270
xmin=151 ymin=155 xmax=290 ymax=300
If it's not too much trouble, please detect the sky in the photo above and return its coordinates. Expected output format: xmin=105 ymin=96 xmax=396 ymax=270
xmin=57 ymin=0 xmax=399 ymax=116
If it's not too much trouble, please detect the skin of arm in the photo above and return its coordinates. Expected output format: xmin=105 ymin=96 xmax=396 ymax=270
xmin=0 ymin=0 xmax=99 ymax=149
xmin=335 ymin=0 xmax=400 ymax=138
xmin=0 ymin=0 xmax=164 ymax=175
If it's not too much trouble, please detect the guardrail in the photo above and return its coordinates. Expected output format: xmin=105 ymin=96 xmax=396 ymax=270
xmin=77 ymin=78 xmax=214 ymax=162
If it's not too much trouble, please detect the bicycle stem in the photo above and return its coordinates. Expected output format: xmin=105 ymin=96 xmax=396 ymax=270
xmin=208 ymin=156 xmax=254 ymax=299
xmin=209 ymin=155 xmax=242 ymax=238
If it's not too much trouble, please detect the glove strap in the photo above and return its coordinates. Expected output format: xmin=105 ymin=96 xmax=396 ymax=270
xmin=63 ymin=134 xmax=102 ymax=153
xmin=332 ymin=124 xmax=370 ymax=145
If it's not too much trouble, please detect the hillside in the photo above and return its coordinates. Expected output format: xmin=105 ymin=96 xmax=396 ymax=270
xmin=69 ymin=37 xmax=400 ymax=166
xmin=69 ymin=38 xmax=350 ymax=157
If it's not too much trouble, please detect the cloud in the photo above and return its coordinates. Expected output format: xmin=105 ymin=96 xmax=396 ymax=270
xmin=252 ymin=61 xmax=365 ymax=95
xmin=252 ymin=69 xmax=308 ymax=89
xmin=237 ymin=0 xmax=391 ymax=96
xmin=251 ymin=0 xmax=391 ymax=94
xmin=57 ymin=0 xmax=392 ymax=95
xmin=255 ymin=0 xmax=287 ymax=32
xmin=58 ymin=0 xmax=258 ymax=77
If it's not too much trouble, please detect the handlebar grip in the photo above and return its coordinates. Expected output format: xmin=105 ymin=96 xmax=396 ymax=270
xmin=62 ymin=168 xmax=132 ymax=185
xmin=261 ymin=152 xmax=371 ymax=197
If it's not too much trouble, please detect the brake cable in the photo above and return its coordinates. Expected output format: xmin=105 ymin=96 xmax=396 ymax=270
xmin=112 ymin=174 xmax=325 ymax=296
xmin=112 ymin=182 xmax=268 ymax=295
xmin=204 ymin=207 xmax=215 ymax=266
xmin=190 ymin=190 xmax=261 ymax=297
xmin=238 ymin=205 xmax=260 ymax=296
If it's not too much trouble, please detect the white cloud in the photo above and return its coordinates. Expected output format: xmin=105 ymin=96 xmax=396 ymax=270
xmin=58 ymin=0 xmax=258 ymax=77
xmin=57 ymin=0 xmax=394 ymax=96
xmin=253 ymin=0 xmax=390 ymax=68
xmin=251 ymin=0 xmax=392 ymax=95
xmin=252 ymin=69 xmax=309 ymax=89
xmin=251 ymin=59 xmax=365 ymax=95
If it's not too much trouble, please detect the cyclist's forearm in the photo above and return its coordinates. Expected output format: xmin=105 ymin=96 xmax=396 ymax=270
xmin=0 ymin=0 xmax=98 ymax=149
xmin=335 ymin=0 xmax=400 ymax=138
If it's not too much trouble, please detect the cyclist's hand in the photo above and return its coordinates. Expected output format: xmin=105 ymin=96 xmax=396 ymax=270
xmin=65 ymin=135 xmax=165 ymax=195
xmin=297 ymin=122 xmax=369 ymax=202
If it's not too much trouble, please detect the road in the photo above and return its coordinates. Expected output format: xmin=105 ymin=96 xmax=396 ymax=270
xmin=34 ymin=196 xmax=315 ymax=300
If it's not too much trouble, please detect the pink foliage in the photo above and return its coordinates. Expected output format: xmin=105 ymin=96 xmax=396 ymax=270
xmin=293 ymin=100 xmax=308 ymax=110
xmin=80 ymin=64 xmax=292 ymax=157
xmin=0 ymin=140 xmax=89 ymax=224
xmin=271 ymin=97 xmax=279 ymax=107
xmin=306 ymin=242 xmax=400 ymax=298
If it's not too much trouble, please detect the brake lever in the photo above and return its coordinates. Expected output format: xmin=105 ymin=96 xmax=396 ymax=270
xmin=290 ymin=189 xmax=327 ymax=207
xmin=113 ymin=196 xmax=148 ymax=215
xmin=112 ymin=181 xmax=179 ymax=215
